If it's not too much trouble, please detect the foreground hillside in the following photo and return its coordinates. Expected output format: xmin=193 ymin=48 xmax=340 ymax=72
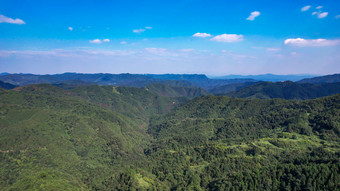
xmin=0 ymin=86 xmax=339 ymax=190
xmin=0 ymin=85 xmax=183 ymax=190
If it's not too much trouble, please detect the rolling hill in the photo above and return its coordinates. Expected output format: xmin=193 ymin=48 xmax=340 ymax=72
xmin=146 ymin=83 xmax=208 ymax=98
xmin=297 ymin=73 xmax=340 ymax=84
xmin=0 ymin=81 xmax=17 ymax=89
xmin=226 ymin=81 xmax=340 ymax=99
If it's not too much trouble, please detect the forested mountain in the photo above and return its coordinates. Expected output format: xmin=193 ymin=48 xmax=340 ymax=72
xmin=226 ymin=81 xmax=340 ymax=99
xmin=0 ymin=73 xmax=257 ymax=90
xmin=297 ymin=74 xmax=340 ymax=84
xmin=0 ymin=81 xmax=17 ymax=89
xmin=146 ymin=83 xmax=208 ymax=98
xmin=209 ymin=82 xmax=258 ymax=95
xmin=0 ymin=84 xmax=339 ymax=190
xmin=0 ymin=73 xmax=160 ymax=87
xmin=211 ymin=74 xmax=317 ymax=82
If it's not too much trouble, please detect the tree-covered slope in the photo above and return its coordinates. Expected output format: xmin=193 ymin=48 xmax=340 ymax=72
xmin=226 ymin=81 xmax=340 ymax=99
xmin=0 ymin=81 xmax=17 ymax=89
xmin=146 ymin=83 xmax=208 ymax=98
xmin=0 ymin=88 xmax=152 ymax=190
xmin=0 ymin=85 xmax=339 ymax=190
xmin=209 ymin=82 xmax=258 ymax=95
xmin=298 ymin=73 xmax=340 ymax=84
xmin=0 ymin=84 xmax=185 ymax=190
xmin=143 ymin=94 xmax=340 ymax=190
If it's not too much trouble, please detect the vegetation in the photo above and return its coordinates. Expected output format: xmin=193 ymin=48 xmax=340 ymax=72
xmin=226 ymin=81 xmax=340 ymax=100
xmin=0 ymin=73 xmax=257 ymax=90
xmin=209 ymin=82 xmax=258 ymax=95
xmin=0 ymin=81 xmax=17 ymax=89
xmin=297 ymin=74 xmax=340 ymax=84
xmin=146 ymin=83 xmax=208 ymax=98
xmin=0 ymin=84 xmax=339 ymax=190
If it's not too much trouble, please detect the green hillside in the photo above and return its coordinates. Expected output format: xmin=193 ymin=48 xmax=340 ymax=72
xmin=0 ymin=85 xmax=339 ymax=190
xmin=298 ymin=74 xmax=340 ymax=84
xmin=209 ymin=82 xmax=258 ymax=95
xmin=0 ymin=84 xmax=184 ymax=190
xmin=144 ymin=95 xmax=340 ymax=190
xmin=0 ymin=81 xmax=17 ymax=90
xmin=146 ymin=83 xmax=208 ymax=98
xmin=226 ymin=81 xmax=340 ymax=100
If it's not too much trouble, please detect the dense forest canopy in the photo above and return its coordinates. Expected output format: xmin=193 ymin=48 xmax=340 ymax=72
xmin=0 ymin=83 xmax=339 ymax=190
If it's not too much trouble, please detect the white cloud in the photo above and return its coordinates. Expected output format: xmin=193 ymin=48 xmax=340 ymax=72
xmin=316 ymin=6 xmax=323 ymax=10
xmin=312 ymin=11 xmax=328 ymax=18
xmin=335 ymin=15 xmax=340 ymax=19
xmin=0 ymin=14 xmax=25 ymax=24
xmin=133 ymin=28 xmax=146 ymax=33
xmin=0 ymin=49 xmax=137 ymax=57
xmin=284 ymin=38 xmax=340 ymax=47
xmin=89 ymin=39 xmax=102 ymax=44
xmin=181 ymin=48 xmax=194 ymax=52
xmin=89 ymin=39 xmax=110 ymax=44
xmin=301 ymin=5 xmax=311 ymax=12
xmin=210 ymin=34 xmax=244 ymax=43
xmin=145 ymin=48 xmax=167 ymax=54
xmin=246 ymin=11 xmax=260 ymax=21
xmin=318 ymin=12 xmax=328 ymax=18
xmin=120 ymin=41 xmax=127 ymax=44
xmin=68 ymin=27 xmax=73 ymax=31
xmin=266 ymin=48 xmax=281 ymax=52
xmin=193 ymin=33 xmax=212 ymax=38
xmin=133 ymin=26 xmax=152 ymax=33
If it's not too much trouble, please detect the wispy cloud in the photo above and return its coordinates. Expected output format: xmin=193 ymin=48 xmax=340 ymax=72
xmin=246 ymin=11 xmax=260 ymax=21
xmin=145 ymin=48 xmax=169 ymax=56
xmin=301 ymin=5 xmax=311 ymax=12
xmin=0 ymin=49 xmax=137 ymax=57
xmin=312 ymin=11 xmax=328 ymax=18
xmin=120 ymin=41 xmax=127 ymax=44
xmin=335 ymin=15 xmax=340 ymax=19
xmin=68 ymin=27 xmax=73 ymax=31
xmin=210 ymin=34 xmax=244 ymax=43
xmin=193 ymin=33 xmax=212 ymax=38
xmin=89 ymin=39 xmax=102 ymax=44
xmin=316 ymin=6 xmax=323 ymax=10
xmin=133 ymin=26 xmax=152 ymax=33
xmin=0 ymin=14 xmax=25 ymax=24
xmin=284 ymin=38 xmax=340 ymax=47
xmin=89 ymin=39 xmax=110 ymax=44
xmin=181 ymin=48 xmax=194 ymax=52
xmin=133 ymin=28 xmax=146 ymax=33
xmin=266 ymin=48 xmax=281 ymax=52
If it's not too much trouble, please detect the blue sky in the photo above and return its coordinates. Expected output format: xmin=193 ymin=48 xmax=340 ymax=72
xmin=0 ymin=0 xmax=340 ymax=75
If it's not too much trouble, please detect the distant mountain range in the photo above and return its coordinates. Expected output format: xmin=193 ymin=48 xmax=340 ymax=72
xmin=0 ymin=73 xmax=257 ymax=90
xmin=210 ymin=74 xmax=318 ymax=82
xmin=1 ymin=73 xmax=340 ymax=100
